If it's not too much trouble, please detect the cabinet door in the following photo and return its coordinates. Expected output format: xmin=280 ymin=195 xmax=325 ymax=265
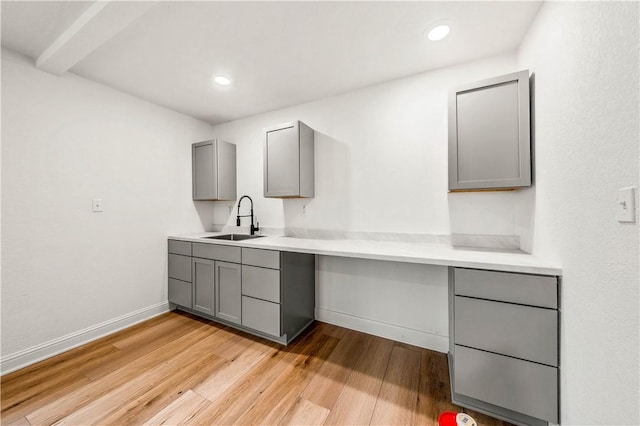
xmin=169 ymin=278 xmax=192 ymax=307
xmin=192 ymin=257 xmax=215 ymax=316
xmin=264 ymin=124 xmax=299 ymax=197
xmin=193 ymin=141 xmax=218 ymax=200
xmin=449 ymin=70 xmax=530 ymax=190
xmin=215 ymin=261 xmax=242 ymax=324
xmin=216 ymin=140 xmax=237 ymax=201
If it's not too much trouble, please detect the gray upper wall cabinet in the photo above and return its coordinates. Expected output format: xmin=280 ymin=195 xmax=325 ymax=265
xmin=448 ymin=70 xmax=531 ymax=191
xmin=264 ymin=121 xmax=314 ymax=198
xmin=192 ymin=139 xmax=237 ymax=201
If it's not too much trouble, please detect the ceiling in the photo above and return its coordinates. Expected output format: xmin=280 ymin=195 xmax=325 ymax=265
xmin=1 ymin=1 xmax=542 ymax=125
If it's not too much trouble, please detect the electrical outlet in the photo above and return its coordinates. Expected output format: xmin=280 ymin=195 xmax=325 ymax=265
xmin=301 ymin=204 xmax=307 ymax=215
xmin=92 ymin=198 xmax=104 ymax=212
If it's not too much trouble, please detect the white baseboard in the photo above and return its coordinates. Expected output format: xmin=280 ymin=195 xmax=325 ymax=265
xmin=316 ymin=307 xmax=449 ymax=353
xmin=1 ymin=302 xmax=171 ymax=375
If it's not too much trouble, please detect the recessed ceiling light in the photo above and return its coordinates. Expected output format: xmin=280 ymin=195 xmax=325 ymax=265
xmin=213 ymin=75 xmax=232 ymax=86
xmin=427 ymin=24 xmax=450 ymax=41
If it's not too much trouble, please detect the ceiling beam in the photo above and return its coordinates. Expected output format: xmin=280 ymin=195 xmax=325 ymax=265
xmin=36 ymin=1 xmax=156 ymax=75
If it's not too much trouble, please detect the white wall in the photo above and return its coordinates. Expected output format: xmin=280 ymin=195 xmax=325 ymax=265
xmin=211 ymin=54 xmax=522 ymax=350
xmin=517 ymin=2 xmax=639 ymax=424
xmin=211 ymin=53 xmax=521 ymax=238
xmin=1 ymin=49 xmax=214 ymax=369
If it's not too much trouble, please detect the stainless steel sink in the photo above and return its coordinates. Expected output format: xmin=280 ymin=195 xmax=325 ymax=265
xmin=202 ymin=234 xmax=264 ymax=241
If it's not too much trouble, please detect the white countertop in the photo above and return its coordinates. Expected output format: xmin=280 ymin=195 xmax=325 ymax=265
xmin=169 ymin=232 xmax=562 ymax=276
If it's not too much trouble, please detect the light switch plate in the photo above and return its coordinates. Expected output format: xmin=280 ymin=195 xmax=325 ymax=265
xmin=92 ymin=198 xmax=104 ymax=212
xmin=616 ymin=187 xmax=635 ymax=223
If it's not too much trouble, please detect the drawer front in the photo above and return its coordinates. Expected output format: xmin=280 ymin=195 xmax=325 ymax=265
xmin=455 ymin=296 xmax=558 ymax=366
xmin=454 ymin=268 xmax=557 ymax=308
xmin=242 ymin=265 xmax=280 ymax=303
xmin=168 ymin=254 xmax=191 ymax=282
xmin=193 ymin=242 xmax=241 ymax=263
xmin=242 ymin=248 xmax=280 ymax=269
xmin=454 ymin=345 xmax=558 ymax=423
xmin=242 ymin=296 xmax=281 ymax=337
xmin=168 ymin=239 xmax=191 ymax=256
xmin=168 ymin=278 xmax=192 ymax=307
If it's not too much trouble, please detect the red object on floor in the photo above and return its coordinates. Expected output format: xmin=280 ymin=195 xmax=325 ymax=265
xmin=438 ymin=411 xmax=458 ymax=426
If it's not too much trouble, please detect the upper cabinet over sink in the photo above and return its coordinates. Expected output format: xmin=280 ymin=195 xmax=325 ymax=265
xmin=192 ymin=139 xmax=237 ymax=201
xmin=448 ymin=70 xmax=531 ymax=191
xmin=264 ymin=121 xmax=314 ymax=198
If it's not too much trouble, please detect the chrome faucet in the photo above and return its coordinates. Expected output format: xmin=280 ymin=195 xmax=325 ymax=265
xmin=236 ymin=195 xmax=259 ymax=235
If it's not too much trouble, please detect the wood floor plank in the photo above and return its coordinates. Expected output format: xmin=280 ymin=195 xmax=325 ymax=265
xmin=3 ymin=314 xmax=514 ymax=426
xmin=111 ymin=312 xmax=203 ymax=350
xmin=1 ymin=344 xmax=118 ymax=400
xmin=48 ymin=333 xmax=227 ymax=425
xmin=25 ymin=319 xmax=219 ymax=426
xmin=142 ymin=390 xmax=209 ymax=426
xmin=80 ymin=313 xmax=210 ymax=380
xmin=193 ymin=338 xmax=278 ymax=402
xmin=3 ymin=416 xmax=32 ymax=426
xmin=206 ymin=327 xmax=260 ymax=361
xmin=0 ymin=313 xmax=174 ymax=390
xmin=233 ymin=331 xmax=339 ymax=425
xmin=88 ymin=347 xmax=228 ymax=425
xmin=279 ymin=397 xmax=330 ymax=425
xmin=0 ymin=377 xmax=92 ymax=425
xmin=1 ymin=367 xmax=93 ymax=421
xmin=324 ymin=335 xmax=395 ymax=425
xmin=185 ymin=323 xmax=330 ymax=425
xmin=314 ymin=322 xmax=348 ymax=339
xmin=370 ymin=344 xmax=421 ymax=425
xmin=413 ymin=349 xmax=458 ymax=426
xmin=300 ymin=328 xmax=368 ymax=409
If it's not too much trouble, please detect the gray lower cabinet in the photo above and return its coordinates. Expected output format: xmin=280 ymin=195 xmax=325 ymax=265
xmin=193 ymin=257 xmax=215 ymax=316
xmin=240 ymin=248 xmax=315 ymax=343
xmin=168 ymin=240 xmax=315 ymax=345
xmin=215 ymin=261 xmax=242 ymax=324
xmin=168 ymin=241 xmax=192 ymax=308
xmin=449 ymin=267 xmax=560 ymax=426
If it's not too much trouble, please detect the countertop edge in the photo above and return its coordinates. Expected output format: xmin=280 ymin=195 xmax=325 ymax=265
xmin=168 ymin=233 xmax=562 ymax=276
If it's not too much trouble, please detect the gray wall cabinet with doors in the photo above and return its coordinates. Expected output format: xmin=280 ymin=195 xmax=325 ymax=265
xmin=263 ymin=121 xmax=314 ymax=198
xmin=168 ymin=239 xmax=315 ymax=344
xmin=448 ymin=70 xmax=531 ymax=190
xmin=192 ymin=139 xmax=237 ymax=200
xmin=449 ymin=267 xmax=560 ymax=426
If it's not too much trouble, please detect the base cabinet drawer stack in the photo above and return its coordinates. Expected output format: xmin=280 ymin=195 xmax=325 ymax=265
xmin=450 ymin=268 xmax=560 ymax=426
xmin=168 ymin=239 xmax=315 ymax=345
xmin=168 ymin=240 xmax=193 ymax=308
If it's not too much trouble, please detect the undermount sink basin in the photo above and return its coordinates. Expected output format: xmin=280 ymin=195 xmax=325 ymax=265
xmin=202 ymin=234 xmax=264 ymax=241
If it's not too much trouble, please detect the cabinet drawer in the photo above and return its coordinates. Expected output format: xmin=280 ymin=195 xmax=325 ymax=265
xmin=242 ymin=248 xmax=280 ymax=269
xmin=168 ymin=240 xmax=191 ymax=256
xmin=242 ymin=296 xmax=280 ymax=337
xmin=193 ymin=242 xmax=241 ymax=263
xmin=454 ymin=345 xmax=558 ymax=423
xmin=168 ymin=278 xmax=192 ymax=307
xmin=455 ymin=296 xmax=558 ymax=366
xmin=242 ymin=265 xmax=280 ymax=303
xmin=168 ymin=254 xmax=191 ymax=282
xmin=454 ymin=268 xmax=557 ymax=308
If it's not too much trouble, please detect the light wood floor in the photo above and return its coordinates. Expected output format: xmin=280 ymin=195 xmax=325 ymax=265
xmin=1 ymin=311 xmax=512 ymax=426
